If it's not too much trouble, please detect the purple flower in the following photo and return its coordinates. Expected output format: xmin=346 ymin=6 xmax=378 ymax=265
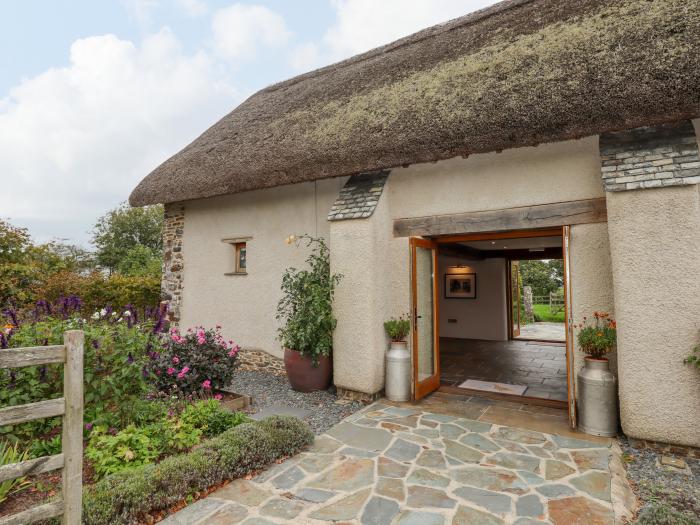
xmin=127 ymin=353 xmax=134 ymax=364
xmin=85 ymin=423 xmax=93 ymax=431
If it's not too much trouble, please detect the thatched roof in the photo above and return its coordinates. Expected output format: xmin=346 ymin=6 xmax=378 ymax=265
xmin=130 ymin=0 xmax=700 ymax=206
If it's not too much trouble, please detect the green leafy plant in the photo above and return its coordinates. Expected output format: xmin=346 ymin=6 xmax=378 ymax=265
xmin=29 ymin=435 xmax=62 ymax=459
xmin=276 ymin=235 xmax=342 ymax=366
xmin=576 ymin=311 xmax=616 ymax=359
xmin=180 ymin=399 xmax=249 ymax=437
xmin=82 ymin=416 xmax=314 ymax=525
xmin=384 ymin=315 xmax=411 ymax=342
xmin=684 ymin=345 xmax=700 ymax=370
xmin=0 ymin=442 xmax=31 ymax=503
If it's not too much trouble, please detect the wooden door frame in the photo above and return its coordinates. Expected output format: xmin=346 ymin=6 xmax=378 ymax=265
xmin=410 ymin=238 xmax=441 ymax=400
xmin=507 ymin=260 xmax=522 ymax=339
xmin=413 ymin=227 xmax=572 ymax=416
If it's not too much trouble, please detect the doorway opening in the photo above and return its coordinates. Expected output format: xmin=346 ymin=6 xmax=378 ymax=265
xmin=411 ymin=228 xmax=573 ymax=413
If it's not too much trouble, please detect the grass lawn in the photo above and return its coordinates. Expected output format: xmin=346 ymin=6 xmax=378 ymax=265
xmin=532 ymin=304 xmax=565 ymax=323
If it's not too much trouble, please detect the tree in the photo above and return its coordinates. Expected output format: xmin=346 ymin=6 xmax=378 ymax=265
xmin=91 ymin=203 xmax=163 ymax=273
xmin=0 ymin=219 xmax=31 ymax=265
xmin=519 ymin=259 xmax=563 ymax=297
xmin=116 ymin=245 xmax=161 ymax=277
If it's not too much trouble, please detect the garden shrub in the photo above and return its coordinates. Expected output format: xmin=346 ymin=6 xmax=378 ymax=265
xmin=180 ymin=399 xmax=249 ymax=437
xmin=83 ymin=416 xmax=314 ymax=525
xmin=148 ymin=326 xmax=240 ymax=396
xmin=635 ymin=503 xmax=698 ymax=525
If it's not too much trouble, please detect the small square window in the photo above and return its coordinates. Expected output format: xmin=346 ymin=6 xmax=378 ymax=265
xmin=222 ymin=236 xmax=251 ymax=275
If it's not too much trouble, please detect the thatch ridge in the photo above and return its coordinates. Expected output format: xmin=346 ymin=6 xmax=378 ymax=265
xmin=130 ymin=0 xmax=700 ymax=206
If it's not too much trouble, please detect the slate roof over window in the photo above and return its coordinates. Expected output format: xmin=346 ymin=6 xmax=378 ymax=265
xmin=327 ymin=171 xmax=389 ymax=221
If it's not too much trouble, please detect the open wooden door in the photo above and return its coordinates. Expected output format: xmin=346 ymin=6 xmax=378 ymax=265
xmin=562 ymin=226 xmax=576 ymax=428
xmin=410 ymin=238 xmax=440 ymax=400
xmin=509 ymin=261 xmax=522 ymax=338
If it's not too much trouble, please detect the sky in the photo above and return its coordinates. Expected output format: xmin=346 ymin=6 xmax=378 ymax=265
xmin=0 ymin=0 xmax=499 ymax=247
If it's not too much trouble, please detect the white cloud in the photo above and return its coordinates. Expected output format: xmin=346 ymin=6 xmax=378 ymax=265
xmin=177 ymin=0 xmax=208 ymax=17
xmin=122 ymin=0 xmax=161 ymax=31
xmin=211 ymin=4 xmax=291 ymax=61
xmin=0 ymin=29 xmax=239 ymax=245
xmin=289 ymin=0 xmax=500 ymax=71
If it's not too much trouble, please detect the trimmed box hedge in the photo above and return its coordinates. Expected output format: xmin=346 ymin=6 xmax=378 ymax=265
xmin=83 ymin=415 xmax=314 ymax=525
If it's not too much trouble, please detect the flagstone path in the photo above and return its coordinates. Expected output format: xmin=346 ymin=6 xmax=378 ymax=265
xmin=162 ymin=403 xmax=620 ymax=524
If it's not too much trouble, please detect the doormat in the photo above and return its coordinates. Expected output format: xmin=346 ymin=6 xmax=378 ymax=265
xmin=459 ymin=379 xmax=528 ymax=396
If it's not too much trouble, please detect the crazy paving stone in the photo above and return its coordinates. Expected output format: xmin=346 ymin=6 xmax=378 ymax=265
xmin=516 ymin=494 xmax=544 ymax=518
xmin=299 ymin=453 xmax=337 ymax=472
xmin=407 ymin=485 xmax=457 ymax=509
xmin=389 ymin=415 xmax=420 ymax=428
xmin=548 ymin=496 xmax=614 ymax=524
xmin=570 ymin=450 xmax=610 ymax=471
xmin=536 ymin=484 xmax=577 ymax=498
xmin=444 ymin=440 xmax=484 ymax=464
xmin=271 ymin=465 xmax=305 ymax=489
xmin=552 ymin=435 xmax=607 ymax=449
xmin=460 ymin=433 xmax=501 ymax=452
xmin=513 ymin=519 xmax=548 ymax=525
xmin=396 ymin=510 xmax=446 ymax=525
xmin=455 ymin=419 xmax=493 ymax=433
xmin=384 ymin=407 xmax=421 ymax=417
xmin=327 ymin=422 xmax=393 ymax=451
xmin=309 ymin=488 xmax=371 ymax=521
xmin=517 ymin=470 xmax=545 ymax=486
xmin=376 ymin=477 xmax=405 ymax=501
xmin=570 ymin=471 xmax=612 ymax=502
xmin=407 ymin=468 xmax=451 ymax=488
xmin=381 ymin=421 xmax=410 ymax=432
xmin=309 ymin=435 xmax=343 ymax=454
xmin=307 ymin=458 xmax=375 ymax=491
xmin=339 ymin=447 xmax=379 ymax=459
xmin=293 ymin=488 xmax=335 ymax=503
xmin=204 ymin=503 xmax=248 ymax=525
xmin=361 ymin=495 xmax=401 ymax=525
xmin=252 ymin=459 xmax=297 ymax=483
xmin=452 ymin=505 xmax=505 ymax=525
xmin=554 ymin=452 xmax=571 ymax=462
xmin=416 ymin=449 xmax=448 ymax=469
xmin=414 ymin=428 xmax=440 ymax=439
xmin=440 ymin=423 xmax=465 ymax=440
xmin=421 ymin=419 xmax=440 ymax=428
xmin=451 ymin=466 xmax=529 ymax=494
xmin=259 ymin=498 xmax=305 ymax=520
xmin=213 ymin=480 xmax=273 ymax=506
xmin=378 ymin=456 xmax=410 ymax=478
xmin=386 ymin=439 xmax=422 ymax=462
xmin=493 ymin=439 xmax=529 ymax=454
xmin=397 ymin=431 xmax=429 ymax=445
xmin=453 ymin=486 xmax=512 ymax=515
xmin=527 ymin=446 xmax=552 ymax=459
xmin=544 ymin=459 xmax=576 ymax=480
xmin=494 ymin=427 xmax=547 ymax=445
xmin=423 ymin=413 xmax=458 ymax=423
xmin=240 ymin=518 xmax=278 ymax=525
xmin=161 ymin=498 xmax=224 ymax=524
xmin=355 ymin=418 xmax=380 ymax=427
xmin=487 ymin=452 xmax=540 ymax=472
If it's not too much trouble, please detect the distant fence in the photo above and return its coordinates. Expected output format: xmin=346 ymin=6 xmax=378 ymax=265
xmin=0 ymin=331 xmax=84 ymax=525
xmin=532 ymin=292 xmax=565 ymax=314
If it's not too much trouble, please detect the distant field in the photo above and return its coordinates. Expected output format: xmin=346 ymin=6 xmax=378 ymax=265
xmin=532 ymin=304 xmax=565 ymax=323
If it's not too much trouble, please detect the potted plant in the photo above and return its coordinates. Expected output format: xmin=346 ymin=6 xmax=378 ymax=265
xmin=384 ymin=315 xmax=411 ymax=401
xmin=276 ymin=235 xmax=342 ymax=392
xmin=576 ymin=312 xmax=618 ymax=437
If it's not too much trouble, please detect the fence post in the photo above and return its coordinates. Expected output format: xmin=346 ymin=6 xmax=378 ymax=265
xmin=62 ymin=330 xmax=84 ymax=525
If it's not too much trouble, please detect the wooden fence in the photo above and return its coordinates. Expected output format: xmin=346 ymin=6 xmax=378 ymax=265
xmin=0 ymin=331 xmax=84 ymax=525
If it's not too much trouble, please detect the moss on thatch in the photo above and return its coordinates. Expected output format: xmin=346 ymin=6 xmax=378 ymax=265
xmin=130 ymin=0 xmax=700 ymax=206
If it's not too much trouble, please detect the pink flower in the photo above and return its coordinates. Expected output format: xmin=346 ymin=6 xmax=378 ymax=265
xmin=172 ymin=356 xmax=180 ymax=364
xmin=214 ymin=393 xmax=223 ymax=400
xmin=197 ymin=336 xmax=206 ymax=345
xmin=228 ymin=346 xmax=239 ymax=357
xmin=177 ymin=366 xmax=190 ymax=379
xmin=167 ymin=367 xmax=175 ymax=375
xmin=202 ymin=379 xmax=211 ymax=390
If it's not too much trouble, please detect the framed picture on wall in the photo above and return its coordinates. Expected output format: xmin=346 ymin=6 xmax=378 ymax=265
xmin=445 ymin=273 xmax=477 ymax=299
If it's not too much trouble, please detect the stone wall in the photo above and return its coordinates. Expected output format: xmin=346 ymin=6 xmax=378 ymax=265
xmin=600 ymin=120 xmax=700 ymax=191
xmin=162 ymin=203 xmax=185 ymax=325
xmin=237 ymin=349 xmax=286 ymax=376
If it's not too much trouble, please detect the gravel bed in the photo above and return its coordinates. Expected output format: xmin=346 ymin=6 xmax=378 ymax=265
xmin=229 ymin=370 xmax=364 ymax=434
xmin=619 ymin=436 xmax=700 ymax=524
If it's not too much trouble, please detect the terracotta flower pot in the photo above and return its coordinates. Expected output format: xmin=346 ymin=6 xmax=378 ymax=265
xmin=284 ymin=348 xmax=332 ymax=392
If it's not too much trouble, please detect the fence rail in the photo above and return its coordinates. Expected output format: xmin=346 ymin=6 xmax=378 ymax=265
xmin=0 ymin=331 xmax=83 ymax=525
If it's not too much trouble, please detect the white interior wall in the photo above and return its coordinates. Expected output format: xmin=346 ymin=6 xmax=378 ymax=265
xmin=437 ymin=255 xmax=508 ymax=341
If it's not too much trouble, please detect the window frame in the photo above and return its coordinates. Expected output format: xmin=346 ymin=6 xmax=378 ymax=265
xmin=222 ymin=236 xmax=251 ymax=276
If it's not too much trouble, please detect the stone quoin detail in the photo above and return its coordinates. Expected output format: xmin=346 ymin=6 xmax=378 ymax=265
xmin=162 ymin=202 xmax=185 ymax=325
xmin=599 ymin=120 xmax=700 ymax=192
xmin=327 ymin=171 xmax=390 ymax=221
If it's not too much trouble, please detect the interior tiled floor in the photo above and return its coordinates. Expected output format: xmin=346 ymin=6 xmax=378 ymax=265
xmin=440 ymin=338 xmax=567 ymax=401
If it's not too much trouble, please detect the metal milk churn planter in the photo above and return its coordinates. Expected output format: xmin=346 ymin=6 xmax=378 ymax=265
xmin=577 ymin=357 xmax=618 ymax=437
xmin=386 ymin=341 xmax=410 ymax=401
